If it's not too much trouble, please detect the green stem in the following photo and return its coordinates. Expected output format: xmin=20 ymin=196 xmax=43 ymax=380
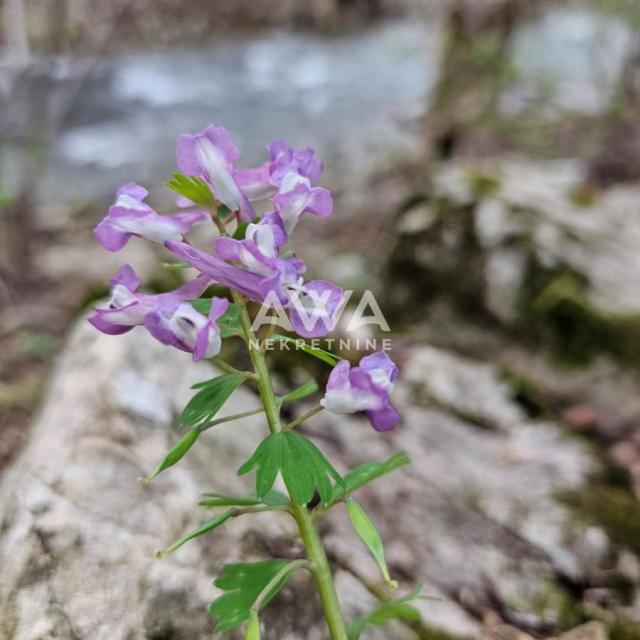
xmin=291 ymin=503 xmax=349 ymax=640
xmin=210 ymin=356 xmax=256 ymax=380
xmin=199 ymin=407 xmax=264 ymax=432
xmin=285 ymin=405 xmax=325 ymax=431
xmin=233 ymin=291 xmax=348 ymax=640
xmin=234 ymin=292 xmax=282 ymax=435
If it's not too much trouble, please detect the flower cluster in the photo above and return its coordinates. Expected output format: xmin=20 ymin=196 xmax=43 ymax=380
xmin=90 ymin=124 xmax=399 ymax=429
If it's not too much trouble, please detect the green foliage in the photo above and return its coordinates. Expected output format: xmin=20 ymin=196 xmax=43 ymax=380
xmin=517 ymin=262 xmax=640 ymax=367
xmin=330 ymin=451 xmax=410 ymax=504
xmin=199 ymin=490 xmax=289 ymax=509
xmin=191 ymin=300 xmax=242 ymax=337
xmin=346 ymin=499 xmax=394 ymax=587
xmin=347 ymin=586 xmax=423 ymax=640
xmin=209 ymin=560 xmax=299 ymax=632
xmin=560 ymin=485 xmax=640 ymax=556
xmin=238 ymin=431 xmax=343 ymax=505
xmin=166 ymin=172 xmax=215 ymax=210
xmin=180 ymin=373 xmax=246 ymax=427
xmin=271 ymin=334 xmax=340 ymax=366
xmin=157 ymin=509 xmax=235 ymax=557
xmin=279 ymin=379 xmax=319 ymax=404
xmin=143 ymin=428 xmax=200 ymax=483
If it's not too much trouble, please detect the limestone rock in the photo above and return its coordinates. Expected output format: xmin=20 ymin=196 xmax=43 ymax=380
xmin=0 ymin=320 xmax=405 ymax=640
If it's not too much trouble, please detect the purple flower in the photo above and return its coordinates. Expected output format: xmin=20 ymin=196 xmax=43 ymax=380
xmin=268 ymin=139 xmax=323 ymax=187
xmin=165 ymin=238 xmax=344 ymax=338
xmin=320 ymin=352 xmax=400 ymax=431
xmin=233 ymin=162 xmax=274 ymax=201
xmin=95 ymin=183 xmax=209 ymax=252
xmin=88 ymin=265 xmax=227 ymax=361
xmin=273 ymin=172 xmax=333 ymax=235
xmin=232 ymin=139 xmax=324 ymax=205
xmin=177 ymin=125 xmax=255 ymax=220
xmin=215 ymin=213 xmax=287 ymax=277
xmin=285 ymin=278 xmax=344 ymax=338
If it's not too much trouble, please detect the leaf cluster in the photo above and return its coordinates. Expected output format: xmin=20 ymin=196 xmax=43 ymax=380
xmin=166 ymin=172 xmax=215 ymax=210
xmin=238 ymin=431 xmax=343 ymax=505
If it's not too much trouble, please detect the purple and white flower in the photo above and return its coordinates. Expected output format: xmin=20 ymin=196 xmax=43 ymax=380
xmin=320 ymin=352 xmax=400 ymax=431
xmin=165 ymin=237 xmax=343 ymax=339
xmin=272 ymin=172 xmax=333 ymax=235
xmin=95 ymin=183 xmax=209 ymax=252
xmin=268 ymin=139 xmax=323 ymax=187
xmin=215 ymin=212 xmax=287 ymax=277
xmin=89 ymin=265 xmax=227 ymax=361
xmin=232 ymin=139 xmax=324 ymax=205
xmin=177 ymin=125 xmax=255 ymax=219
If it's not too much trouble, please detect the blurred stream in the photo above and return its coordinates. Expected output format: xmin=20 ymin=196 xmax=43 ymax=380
xmin=4 ymin=6 xmax=633 ymax=212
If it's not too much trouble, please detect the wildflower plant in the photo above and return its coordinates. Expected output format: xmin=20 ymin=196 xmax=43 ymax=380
xmin=90 ymin=124 xmax=415 ymax=639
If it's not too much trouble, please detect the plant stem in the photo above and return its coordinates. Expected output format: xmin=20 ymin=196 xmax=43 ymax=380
xmin=199 ymin=407 xmax=264 ymax=432
xmin=210 ymin=356 xmax=256 ymax=380
xmin=291 ymin=502 xmax=349 ymax=640
xmin=233 ymin=291 xmax=349 ymax=640
xmin=234 ymin=292 xmax=282 ymax=435
xmin=285 ymin=405 xmax=325 ymax=431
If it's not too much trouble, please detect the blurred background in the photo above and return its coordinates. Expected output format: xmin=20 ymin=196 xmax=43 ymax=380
xmin=2 ymin=1 xmax=640 ymax=638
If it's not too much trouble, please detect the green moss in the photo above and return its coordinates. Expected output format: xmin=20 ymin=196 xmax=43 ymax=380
xmin=567 ymin=184 xmax=600 ymax=208
xmin=498 ymin=369 xmax=550 ymax=419
xmin=610 ymin=618 xmax=640 ymax=640
xmin=560 ymin=485 xmax=640 ymax=556
xmin=467 ymin=172 xmax=501 ymax=199
xmin=516 ymin=261 xmax=640 ymax=366
xmin=415 ymin=624 xmax=476 ymax=640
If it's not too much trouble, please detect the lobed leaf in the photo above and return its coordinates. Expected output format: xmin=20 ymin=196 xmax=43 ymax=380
xmin=209 ymin=560 xmax=297 ymax=632
xmin=347 ymin=586 xmax=423 ymax=640
xmin=166 ymin=172 xmax=215 ymax=210
xmin=238 ymin=432 xmax=343 ymax=506
xmin=346 ymin=498 xmax=394 ymax=586
xmin=271 ymin=334 xmax=340 ymax=366
xmin=143 ymin=428 xmax=200 ymax=483
xmin=157 ymin=509 xmax=234 ymax=556
xmin=180 ymin=373 xmax=246 ymax=427
xmin=330 ymin=451 xmax=410 ymax=504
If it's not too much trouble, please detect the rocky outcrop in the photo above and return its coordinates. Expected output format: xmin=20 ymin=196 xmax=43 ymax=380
xmin=1 ymin=316 xmax=636 ymax=639
xmin=384 ymin=159 xmax=640 ymax=365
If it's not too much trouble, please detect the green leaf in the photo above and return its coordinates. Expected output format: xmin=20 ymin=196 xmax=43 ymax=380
xmin=143 ymin=428 xmax=200 ymax=483
xmin=199 ymin=490 xmax=289 ymax=509
xmin=347 ymin=586 xmax=423 ymax=640
xmin=180 ymin=373 xmax=246 ymax=427
xmin=238 ymin=432 xmax=343 ymax=505
xmin=330 ymin=451 xmax=411 ymax=503
xmin=279 ymin=379 xmax=319 ymax=404
xmin=157 ymin=509 xmax=234 ymax=556
xmin=166 ymin=172 xmax=215 ymax=210
xmin=245 ymin=611 xmax=260 ymax=639
xmin=209 ymin=560 xmax=297 ymax=632
xmin=346 ymin=498 xmax=394 ymax=586
xmin=271 ymin=334 xmax=340 ymax=366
